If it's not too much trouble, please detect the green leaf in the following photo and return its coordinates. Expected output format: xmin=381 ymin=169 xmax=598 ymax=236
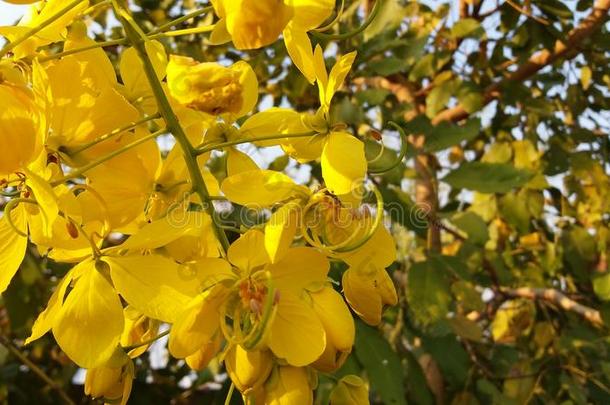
xmin=451 ymin=18 xmax=483 ymax=38
xmin=536 ymin=0 xmax=573 ymax=19
xmin=379 ymin=186 xmax=427 ymax=237
xmin=426 ymin=79 xmax=455 ymax=118
xmin=356 ymin=89 xmax=391 ymax=105
xmin=407 ymin=259 xmax=452 ymax=325
xmin=369 ymin=57 xmax=409 ymax=76
xmin=457 ymin=82 xmax=484 ymax=113
xmin=354 ymin=321 xmax=407 ymax=405
xmin=451 ymin=211 xmax=489 ymax=245
xmin=593 ymin=273 xmax=610 ymax=301
xmin=443 ymin=162 xmax=533 ymax=193
xmin=425 ymin=118 xmax=480 ymax=152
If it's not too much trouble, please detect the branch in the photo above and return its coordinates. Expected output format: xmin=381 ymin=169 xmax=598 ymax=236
xmin=432 ymin=0 xmax=610 ymax=125
xmin=501 ymin=287 xmax=604 ymax=327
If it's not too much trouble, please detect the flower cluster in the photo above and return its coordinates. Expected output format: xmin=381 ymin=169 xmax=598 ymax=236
xmin=0 ymin=0 xmax=395 ymax=403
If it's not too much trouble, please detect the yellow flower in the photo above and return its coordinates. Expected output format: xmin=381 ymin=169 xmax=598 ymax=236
xmin=169 ymin=230 xmax=331 ymax=367
xmin=211 ymin=0 xmax=335 ymax=82
xmin=264 ymin=366 xmax=314 ymax=405
xmin=0 ymin=81 xmax=44 ymax=176
xmin=226 ymin=47 xmax=364 ymax=199
xmin=167 ymin=55 xmax=258 ymax=118
xmin=329 ymin=375 xmax=370 ymax=405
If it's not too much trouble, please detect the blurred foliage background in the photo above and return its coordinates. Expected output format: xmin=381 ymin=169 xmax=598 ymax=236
xmin=2 ymin=0 xmax=610 ymax=403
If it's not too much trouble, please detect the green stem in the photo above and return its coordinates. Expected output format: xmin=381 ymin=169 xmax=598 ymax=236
xmin=38 ymin=38 xmax=127 ymax=62
xmin=0 ymin=0 xmax=86 ymax=58
xmin=224 ymin=382 xmax=235 ymax=405
xmin=148 ymin=6 xmax=213 ymax=35
xmin=112 ymin=1 xmax=230 ymax=252
xmin=37 ymin=7 xmax=213 ymax=63
xmin=195 ymin=131 xmax=317 ymax=156
xmin=67 ymin=113 xmax=160 ymax=155
xmin=0 ymin=335 xmax=76 ymax=405
xmin=51 ymin=128 xmax=166 ymax=186
xmin=312 ymin=0 xmax=382 ymax=41
xmin=122 ymin=329 xmax=170 ymax=351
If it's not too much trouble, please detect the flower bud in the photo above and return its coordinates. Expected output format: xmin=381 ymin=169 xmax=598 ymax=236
xmin=225 ymin=344 xmax=273 ymax=393
xmin=84 ymin=358 xmax=134 ymax=405
xmin=330 ymin=375 xmax=370 ymax=405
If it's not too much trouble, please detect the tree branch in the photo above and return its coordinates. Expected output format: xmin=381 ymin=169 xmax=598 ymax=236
xmin=432 ymin=0 xmax=610 ymax=125
xmin=501 ymin=287 xmax=604 ymax=327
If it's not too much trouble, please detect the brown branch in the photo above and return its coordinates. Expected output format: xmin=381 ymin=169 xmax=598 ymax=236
xmin=501 ymin=287 xmax=604 ymax=327
xmin=432 ymin=0 xmax=610 ymax=125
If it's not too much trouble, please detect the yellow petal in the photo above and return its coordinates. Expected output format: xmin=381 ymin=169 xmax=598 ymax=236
xmin=342 ymin=266 xmax=397 ymax=326
xmin=233 ymin=60 xmax=259 ymax=117
xmin=268 ymin=292 xmax=325 ymax=366
xmin=311 ymin=287 xmax=354 ymax=351
xmin=223 ymin=0 xmax=293 ymax=49
xmin=283 ymin=24 xmax=316 ymax=83
xmin=288 ymin=0 xmax=335 ymax=30
xmin=240 ymin=108 xmax=309 ymax=147
xmin=0 ymin=205 xmax=27 ymax=294
xmin=168 ymin=286 xmax=227 ymax=358
xmin=227 ymin=230 xmax=269 ymax=273
xmin=227 ymin=148 xmax=259 ymax=176
xmin=264 ymin=202 xmax=300 ymax=263
xmin=117 ymin=212 xmax=204 ymax=251
xmin=64 ymin=21 xmax=117 ymax=89
xmin=105 ymin=255 xmax=229 ymax=323
xmin=26 ymin=269 xmax=76 ymax=344
xmin=53 ymin=260 xmax=124 ymax=368
xmin=0 ymin=83 xmax=44 ymax=175
xmin=119 ymin=40 xmax=167 ymax=114
xmin=221 ymin=170 xmax=309 ymax=207
xmin=209 ymin=18 xmax=232 ymax=45
xmin=268 ymin=247 xmax=328 ymax=293
xmin=185 ymin=333 xmax=223 ymax=370
xmin=325 ymin=51 xmax=357 ymax=106
xmin=225 ymin=345 xmax=273 ymax=392
xmin=265 ymin=366 xmax=313 ymax=405
xmin=24 ymin=168 xmax=58 ymax=237
xmin=339 ymin=224 xmax=396 ymax=269
xmin=321 ymin=132 xmax=366 ymax=196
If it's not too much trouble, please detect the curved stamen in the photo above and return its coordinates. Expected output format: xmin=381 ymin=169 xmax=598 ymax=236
xmin=312 ymin=0 xmax=382 ymax=41
xmin=368 ymin=121 xmax=408 ymax=174
xmin=3 ymin=198 xmax=35 ymax=237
